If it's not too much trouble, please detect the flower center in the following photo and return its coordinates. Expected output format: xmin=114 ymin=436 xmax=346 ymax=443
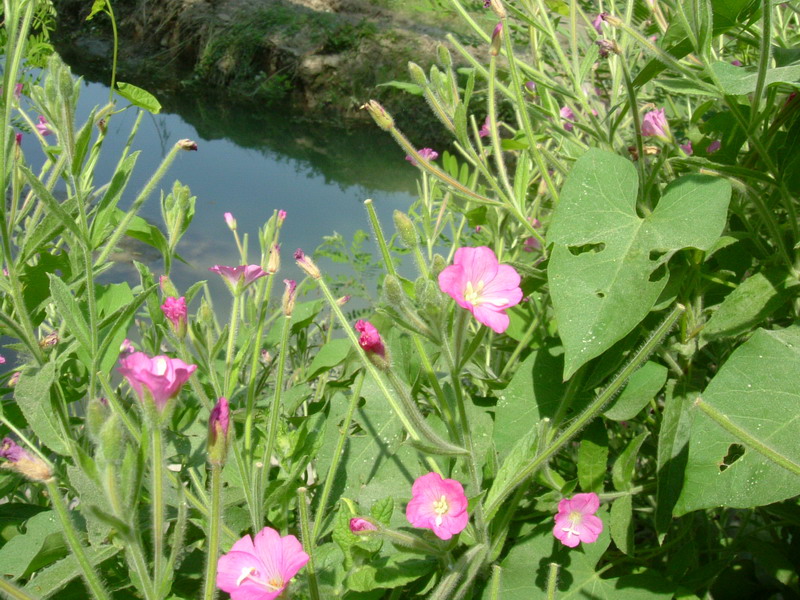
xmin=236 ymin=566 xmax=284 ymax=592
xmin=433 ymin=494 xmax=449 ymax=526
xmin=153 ymin=356 xmax=168 ymax=376
xmin=464 ymin=280 xmax=485 ymax=305
xmin=560 ymin=510 xmax=584 ymax=539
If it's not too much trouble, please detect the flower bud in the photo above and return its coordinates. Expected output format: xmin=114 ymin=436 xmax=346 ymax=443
xmin=159 ymin=275 xmax=179 ymax=298
xmin=278 ymin=209 xmax=287 ymax=223
xmin=282 ymin=279 xmax=297 ymax=316
xmin=224 ymin=212 xmax=237 ymax=230
xmin=99 ymin=413 xmax=125 ymax=465
xmin=86 ymin=397 xmax=109 ymax=441
xmin=177 ymin=138 xmax=198 ymax=151
xmin=336 ymin=294 xmax=351 ymax=306
xmin=1 ymin=438 xmax=53 ymax=482
xmin=350 ymin=517 xmax=378 ymax=533
xmin=198 ymin=297 xmax=214 ymax=325
xmin=208 ymin=397 xmax=230 ymax=466
xmin=361 ymin=100 xmax=394 ymax=131
xmin=431 ymin=254 xmax=447 ymax=278
xmin=161 ymin=296 xmax=188 ymax=339
xmin=600 ymin=12 xmax=622 ymax=26
xmin=488 ymin=0 xmax=506 ymax=18
xmin=39 ymin=331 xmax=58 ymax=350
xmin=490 ymin=22 xmax=503 ymax=56
xmin=267 ymin=244 xmax=281 ymax=275
xmin=382 ymin=274 xmax=406 ymax=308
xmin=294 ymin=249 xmax=321 ymax=279
xmin=437 ymin=44 xmax=453 ymax=70
xmin=355 ymin=320 xmax=391 ymax=370
xmin=596 ymin=39 xmax=621 ymax=58
xmin=393 ymin=210 xmax=418 ymax=248
xmin=408 ymin=62 xmax=428 ymax=88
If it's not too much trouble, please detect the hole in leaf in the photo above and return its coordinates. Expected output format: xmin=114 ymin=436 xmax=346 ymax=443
xmin=649 ymin=250 xmax=667 ymax=262
xmin=648 ymin=263 xmax=667 ymax=282
xmin=719 ymin=443 xmax=745 ymax=471
xmin=567 ymin=242 xmax=605 ymax=256
xmin=595 ymin=290 xmax=606 ymax=298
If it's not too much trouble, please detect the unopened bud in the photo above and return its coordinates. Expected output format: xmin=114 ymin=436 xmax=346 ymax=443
xmin=267 ymin=244 xmax=281 ymax=275
xmin=382 ymin=274 xmax=406 ymax=308
xmin=282 ymin=279 xmax=297 ymax=316
xmin=277 ymin=209 xmax=287 ymax=223
xmin=260 ymin=349 xmax=272 ymax=364
xmin=198 ymin=297 xmax=214 ymax=324
xmin=437 ymin=45 xmax=453 ymax=69
xmin=431 ymin=254 xmax=447 ymax=278
xmin=177 ymin=139 xmax=198 ymax=151
xmin=86 ymin=397 xmax=109 ymax=441
xmin=490 ymin=22 xmax=503 ymax=56
xmin=350 ymin=517 xmax=378 ymax=533
xmin=294 ymin=249 xmax=321 ymax=279
xmin=208 ymin=397 xmax=230 ymax=465
xmin=8 ymin=371 xmax=20 ymax=387
xmin=159 ymin=275 xmax=179 ymax=298
xmin=1 ymin=438 xmax=53 ymax=482
xmin=596 ymin=39 xmax=621 ymax=58
xmin=408 ymin=62 xmax=428 ymax=88
xmin=488 ymin=0 xmax=506 ymax=18
xmin=224 ymin=212 xmax=237 ymax=230
xmin=361 ymin=100 xmax=394 ymax=131
xmin=337 ymin=294 xmax=351 ymax=306
xmin=99 ymin=414 xmax=124 ymax=465
xmin=393 ymin=210 xmax=418 ymax=248
xmin=39 ymin=332 xmax=58 ymax=350
xmin=600 ymin=12 xmax=622 ymax=26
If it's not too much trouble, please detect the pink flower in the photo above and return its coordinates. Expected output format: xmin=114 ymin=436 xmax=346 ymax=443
xmin=523 ymin=218 xmax=542 ymax=252
xmin=707 ymin=139 xmax=721 ymax=153
xmin=438 ymin=246 xmax=523 ymax=334
xmin=406 ymin=472 xmax=469 ymax=540
xmin=216 ymin=527 xmax=309 ymax=600
xmin=731 ymin=59 xmax=742 ymax=66
xmin=224 ymin=212 xmax=237 ymax=230
xmin=355 ymin=320 xmax=386 ymax=358
xmin=277 ymin=210 xmax=287 ymax=223
xmin=405 ymin=147 xmax=439 ymax=167
xmin=14 ymin=133 xmax=22 ymax=146
xmin=553 ymin=492 xmax=603 ymax=548
xmin=1 ymin=437 xmax=31 ymax=463
xmin=641 ymin=108 xmax=669 ymax=139
xmin=209 ymin=264 xmax=268 ymax=294
xmin=680 ymin=141 xmax=693 ymax=155
xmin=118 ymin=352 xmax=197 ymax=411
xmin=592 ymin=13 xmax=603 ymax=34
xmin=36 ymin=116 xmax=53 ymax=136
xmin=0 ymin=354 xmax=5 ymax=364
xmin=120 ymin=338 xmax=135 ymax=354
xmin=1 ymin=438 xmax=52 ymax=482
xmin=479 ymin=115 xmax=491 ymax=138
xmin=560 ymin=106 xmax=575 ymax=131
xmin=161 ymin=296 xmax=187 ymax=337
xmin=349 ymin=518 xmax=378 ymax=533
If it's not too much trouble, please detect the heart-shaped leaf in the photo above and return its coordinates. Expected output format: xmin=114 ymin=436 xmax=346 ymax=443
xmin=548 ymin=149 xmax=730 ymax=378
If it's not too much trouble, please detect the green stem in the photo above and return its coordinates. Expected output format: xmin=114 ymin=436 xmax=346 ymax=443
xmin=297 ymin=488 xmax=321 ymax=600
xmin=0 ymin=576 xmax=40 ymax=600
xmin=694 ymin=398 xmax=800 ymax=476
xmin=46 ymin=479 xmax=111 ymax=600
xmin=202 ymin=463 xmax=223 ymax=600
xmin=223 ymin=293 xmax=242 ymax=397
xmin=546 ymin=563 xmax=560 ymax=600
xmin=150 ymin=425 xmax=165 ymax=596
xmin=364 ymin=199 xmax=396 ymax=276
xmin=311 ymin=373 xmax=365 ymax=543
xmin=751 ymin=0 xmax=772 ymax=126
xmin=484 ymin=304 xmax=684 ymax=519
xmin=487 ymin=565 xmax=502 ymax=600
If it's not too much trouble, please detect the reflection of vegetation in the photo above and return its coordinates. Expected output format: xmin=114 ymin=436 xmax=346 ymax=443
xmin=0 ymin=0 xmax=56 ymax=66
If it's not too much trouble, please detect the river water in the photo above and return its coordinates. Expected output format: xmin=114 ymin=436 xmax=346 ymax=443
xmin=20 ymin=69 xmax=420 ymax=304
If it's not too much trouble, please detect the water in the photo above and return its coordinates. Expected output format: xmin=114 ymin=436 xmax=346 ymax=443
xmin=19 ymin=72 xmax=419 ymax=303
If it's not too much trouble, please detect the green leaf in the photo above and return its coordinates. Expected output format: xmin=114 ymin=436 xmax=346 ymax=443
xmin=612 ymin=432 xmax=649 ymax=491
xmin=674 ymin=326 xmax=800 ymax=516
xmin=605 ymin=361 xmax=668 ymax=421
xmin=493 ymin=343 xmax=565 ymax=457
xmin=676 ymin=0 xmax=713 ymax=58
xmin=702 ymin=270 xmax=798 ymax=340
xmin=577 ymin=420 xmax=608 ymax=494
xmin=305 ymin=338 xmax=352 ymax=382
xmin=346 ymin=553 xmax=436 ymax=592
xmin=23 ymin=544 xmax=119 ymax=599
xmin=547 ymin=149 xmax=731 ymax=377
xmin=484 ymin=429 xmax=537 ymax=513
xmin=711 ymin=61 xmax=800 ymax=96
xmin=115 ymin=82 xmax=162 ymax=114
xmin=86 ymin=0 xmax=106 ymax=20
xmin=0 ymin=511 xmax=66 ymax=579
xmin=493 ymin=516 xmax=674 ymax=599
xmin=375 ymin=80 xmax=424 ymax=96
xmin=14 ymin=363 xmax=68 ymax=455
xmin=49 ymin=274 xmax=92 ymax=354
xmin=609 ymin=495 xmax=634 ymax=555
xmin=370 ymin=497 xmax=393 ymax=524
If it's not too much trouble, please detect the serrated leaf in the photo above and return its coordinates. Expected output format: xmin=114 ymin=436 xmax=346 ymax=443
xmin=14 ymin=362 xmax=68 ymax=455
xmin=548 ymin=149 xmax=731 ymax=378
xmin=674 ymin=326 xmax=800 ymax=515
xmin=605 ymin=361 xmax=668 ymax=421
xmin=116 ymin=82 xmax=161 ymax=113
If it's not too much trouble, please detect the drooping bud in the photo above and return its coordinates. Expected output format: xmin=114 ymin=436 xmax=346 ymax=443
xmin=177 ymin=138 xmax=198 ymax=151
xmin=267 ymin=244 xmax=281 ymax=275
xmin=349 ymin=517 xmax=378 ymax=533
xmin=208 ymin=397 xmax=230 ymax=465
xmin=282 ymin=279 xmax=297 ymax=316
xmin=393 ymin=210 xmax=418 ymax=248
xmin=361 ymin=100 xmax=394 ymax=131
xmin=294 ymin=249 xmax=321 ymax=279
xmin=1 ymin=438 xmax=53 ymax=482
xmin=490 ymin=22 xmax=503 ymax=56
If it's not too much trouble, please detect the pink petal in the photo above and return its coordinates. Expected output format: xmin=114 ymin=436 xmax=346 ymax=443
xmin=578 ymin=514 xmax=604 ymax=543
xmin=438 ymin=264 xmax=468 ymax=305
xmin=454 ymin=246 xmax=499 ymax=284
xmin=480 ymin=264 xmax=523 ymax=309
xmin=471 ymin=304 xmax=511 ymax=333
xmin=570 ymin=492 xmax=600 ymax=515
xmin=216 ymin=551 xmax=265 ymax=597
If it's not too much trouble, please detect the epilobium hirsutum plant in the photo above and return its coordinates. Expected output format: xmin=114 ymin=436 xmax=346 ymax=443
xmin=1 ymin=0 xmax=799 ymax=598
